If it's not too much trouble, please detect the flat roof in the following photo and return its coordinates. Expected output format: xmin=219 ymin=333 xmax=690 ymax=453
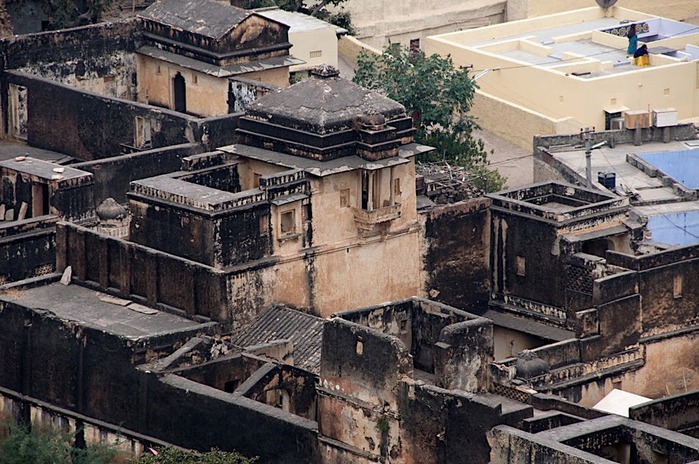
xmin=436 ymin=12 xmax=699 ymax=79
xmin=0 ymin=141 xmax=73 ymax=164
xmin=256 ymin=9 xmax=344 ymax=34
xmin=638 ymin=149 xmax=699 ymax=189
xmin=2 ymin=283 xmax=204 ymax=340
xmin=545 ymin=140 xmax=698 ymax=204
xmin=0 ymin=156 xmax=90 ymax=182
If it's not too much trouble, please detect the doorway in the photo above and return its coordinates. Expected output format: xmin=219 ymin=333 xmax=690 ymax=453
xmin=173 ymin=73 xmax=186 ymax=113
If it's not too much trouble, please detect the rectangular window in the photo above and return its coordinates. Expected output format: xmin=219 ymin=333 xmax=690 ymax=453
xmin=410 ymin=38 xmax=420 ymax=52
xmin=155 ymin=64 xmax=161 ymax=75
xmin=253 ymin=173 xmax=261 ymax=188
xmin=192 ymin=74 xmax=198 ymax=85
xmin=516 ymin=256 xmax=526 ymax=277
xmin=280 ymin=210 xmax=296 ymax=235
xmin=259 ymin=214 xmax=269 ymax=237
xmin=340 ymin=188 xmax=350 ymax=207
xmin=393 ymin=178 xmax=401 ymax=197
xmin=309 ymin=50 xmax=323 ymax=58
xmin=673 ymin=275 xmax=683 ymax=298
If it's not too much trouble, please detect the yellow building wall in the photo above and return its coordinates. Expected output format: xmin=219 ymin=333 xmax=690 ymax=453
xmin=289 ymin=28 xmax=339 ymax=72
xmin=426 ymin=7 xmax=699 ymax=146
xmin=238 ymin=66 xmax=290 ymax=88
xmin=136 ymin=54 xmax=229 ymax=117
xmin=228 ymin=158 xmax=422 ymax=318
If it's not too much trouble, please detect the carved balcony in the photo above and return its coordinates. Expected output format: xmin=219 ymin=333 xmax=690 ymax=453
xmin=352 ymin=204 xmax=401 ymax=233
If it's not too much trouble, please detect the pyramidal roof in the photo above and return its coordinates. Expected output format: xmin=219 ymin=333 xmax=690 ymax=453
xmin=245 ymin=65 xmax=407 ymax=135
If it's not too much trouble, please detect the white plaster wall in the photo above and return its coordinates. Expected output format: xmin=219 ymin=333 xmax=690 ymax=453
xmin=288 ymin=27 xmax=339 ymax=71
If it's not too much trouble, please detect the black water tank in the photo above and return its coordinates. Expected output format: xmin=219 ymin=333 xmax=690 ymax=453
xmin=598 ymin=171 xmax=616 ymax=190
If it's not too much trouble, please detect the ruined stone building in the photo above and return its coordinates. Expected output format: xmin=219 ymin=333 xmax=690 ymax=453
xmin=5 ymin=3 xmax=699 ymax=464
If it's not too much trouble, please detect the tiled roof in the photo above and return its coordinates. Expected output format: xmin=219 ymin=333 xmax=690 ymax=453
xmin=233 ymin=305 xmax=325 ymax=374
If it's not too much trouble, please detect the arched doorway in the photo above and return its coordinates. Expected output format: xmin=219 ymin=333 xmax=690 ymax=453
xmin=173 ymin=72 xmax=186 ymax=113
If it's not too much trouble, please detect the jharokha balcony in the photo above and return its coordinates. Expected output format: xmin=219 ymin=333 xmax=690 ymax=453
xmin=352 ymin=204 xmax=401 ymax=234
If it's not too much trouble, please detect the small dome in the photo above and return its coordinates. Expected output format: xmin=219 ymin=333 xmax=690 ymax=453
xmin=515 ymin=350 xmax=549 ymax=379
xmin=96 ymin=198 xmax=127 ymax=221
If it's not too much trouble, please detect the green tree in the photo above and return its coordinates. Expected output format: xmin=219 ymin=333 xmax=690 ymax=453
xmin=353 ymin=45 xmax=506 ymax=192
xmin=136 ymin=446 xmax=257 ymax=464
xmin=0 ymin=423 xmax=117 ymax=464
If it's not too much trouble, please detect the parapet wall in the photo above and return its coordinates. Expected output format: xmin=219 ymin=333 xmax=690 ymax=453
xmin=3 ymin=71 xmax=197 ymax=160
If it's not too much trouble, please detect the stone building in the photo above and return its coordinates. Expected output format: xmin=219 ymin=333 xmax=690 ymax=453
xmin=136 ymin=0 xmax=302 ymax=116
xmin=5 ymin=4 xmax=699 ymax=463
xmin=125 ymin=65 xmax=428 ymax=319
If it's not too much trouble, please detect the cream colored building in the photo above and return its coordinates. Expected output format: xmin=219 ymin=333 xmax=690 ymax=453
xmin=256 ymin=9 xmax=345 ymax=81
xmin=426 ymin=6 xmax=699 ymax=149
xmin=336 ymin=0 xmax=698 ymax=50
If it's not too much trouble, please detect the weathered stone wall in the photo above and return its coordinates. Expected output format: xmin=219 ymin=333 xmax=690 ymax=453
xmin=0 ymin=20 xmax=140 ymax=100
xmin=399 ymin=384 xmax=532 ymax=464
xmin=630 ymin=390 xmax=699 ymax=437
xmin=435 ymin=318 xmax=493 ymax=392
xmin=3 ymin=72 xmax=197 ymax=160
xmin=0 ymin=216 xmax=57 ymax=284
xmin=198 ymin=113 xmax=242 ymax=149
xmin=239 ymin=363 xmax=318 ymax=420
xmin=421 ymin=198 xmax=491 ymax=311
xmin=74 ymin=143 xmax=202 ymax=205
xmin=146 ymin=374 xmax=319 ymax=463
xmin=606 ymin=246 xmax=699 ymax=337
xmin=488 ymin=425 xmax=615 ymax=463
xmin=128 ymin=193 xmax=272 ymax=269
xmin=490 ymin=207 xmax=566 ymax=310
xmin=56 ymin=222 xmax=233 ymax=323
xmin=0 ymin=297 xmax=212 ymax=428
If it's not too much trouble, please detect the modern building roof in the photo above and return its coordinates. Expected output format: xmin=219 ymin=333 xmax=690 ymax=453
xmin=139 ymin=0 xmax=250 ymax=40
xmin=256 ymin=8 xmax=346 ymax=35
xmin=245 ymin=69 xmax=407 ymax=135
xmin=233 ymin=305 xmax=325 ymax=374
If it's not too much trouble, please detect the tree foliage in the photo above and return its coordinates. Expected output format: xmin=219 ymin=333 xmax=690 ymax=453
xmin=353 ymin=46 xmax=506 ymax=192
xmin=0 ymin=423 xmax=116 ymax=464
xmin=135 ymin=446 xmax=257 ymax=464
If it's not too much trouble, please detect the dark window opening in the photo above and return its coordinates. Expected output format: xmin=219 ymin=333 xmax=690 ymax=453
xmin=361 ymin=171 xmax=369 ymax=210
xmin=173 ymin=72 xmax=186 ymax=113
xmin=581 ymin=238 xmax=614 ymax=258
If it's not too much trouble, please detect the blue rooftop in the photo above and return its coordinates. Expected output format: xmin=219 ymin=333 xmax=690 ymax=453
xmin=638 ymin=150 xmax=699 ymax=189
xmin=646 ymin=211 xmax=699 ymax=246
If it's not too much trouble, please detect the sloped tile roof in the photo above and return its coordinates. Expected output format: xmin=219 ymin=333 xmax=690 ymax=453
xmin=233 ymin=305 xmax=325 ymax=374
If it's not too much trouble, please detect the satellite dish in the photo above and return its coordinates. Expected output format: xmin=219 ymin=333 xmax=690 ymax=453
xmin=596 ymin=0 xmax=618 ymax=8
